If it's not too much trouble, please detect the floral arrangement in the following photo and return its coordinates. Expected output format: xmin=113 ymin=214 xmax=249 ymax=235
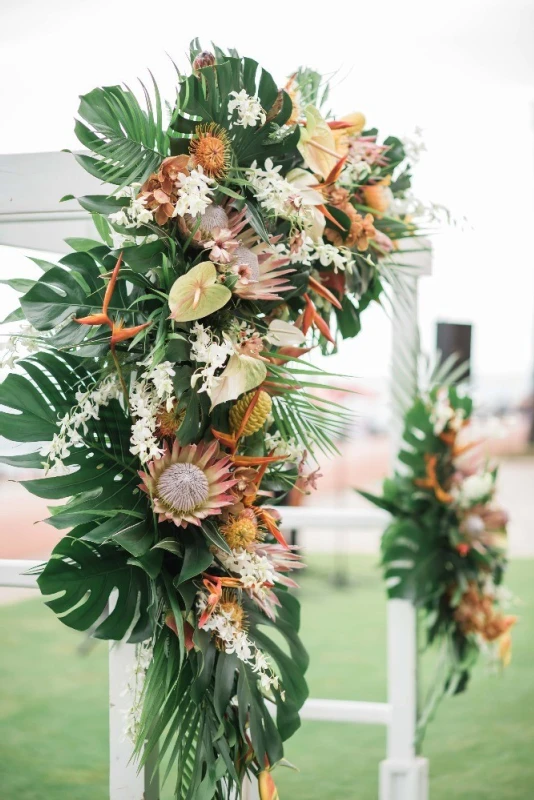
xmin=0 ymin=42 xmax=428 ymax=798
xmin=362 ymin=384 xmax=515 ymax=733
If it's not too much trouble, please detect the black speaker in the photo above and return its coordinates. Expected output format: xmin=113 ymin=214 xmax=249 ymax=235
xmin=436 ymin=322 xmax=472 ymax=382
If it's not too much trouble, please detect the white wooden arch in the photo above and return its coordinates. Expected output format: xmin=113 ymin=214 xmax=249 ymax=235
xmin=0 ymin=151 xmax=429 ymax=800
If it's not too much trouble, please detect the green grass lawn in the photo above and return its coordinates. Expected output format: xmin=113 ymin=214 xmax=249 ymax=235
xmin=1 ymin=555 xmax=533 ymax=799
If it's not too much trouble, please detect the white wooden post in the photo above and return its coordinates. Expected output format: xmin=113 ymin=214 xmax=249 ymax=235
xmin=242 ymin=776 xmax=260 ymax=800
xmin=109 ymin=638 xmax=159 ymax=799
xmin=379 ymin=260 xmax=430 ymax=800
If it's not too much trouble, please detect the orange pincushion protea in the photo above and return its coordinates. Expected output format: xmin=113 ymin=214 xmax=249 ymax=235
xmin=221 ymin=508 xmax=259 ymax=549
xmin=138 ymin=440 xmax=236 ymax=528
xmin=189 ymin=123 xmax=231 ymax=180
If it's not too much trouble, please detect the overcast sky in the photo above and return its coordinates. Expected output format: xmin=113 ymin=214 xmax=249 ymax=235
xmin=1 ymin=0 xmax=534 ymax=394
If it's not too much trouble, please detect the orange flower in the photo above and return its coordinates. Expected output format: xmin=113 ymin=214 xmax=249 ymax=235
xmin=138 ymin=155 xmax=190 ymax=225
xmin=74 ymin=252 xmax=150 ymax=350
xmin=325 ymin=187 xmax=376 ymax=251
xmin=414 ymin=454 xmax=453 ymax=504
xmin=329 ymin=111 xmax=366 ymax=156
xmin=189 ymin=123 xmax=231 ymax=180
xmin=258 ymin=770 xmax=279 ymax=800
xmin=362 ymin=177 xmax=393 ymax=214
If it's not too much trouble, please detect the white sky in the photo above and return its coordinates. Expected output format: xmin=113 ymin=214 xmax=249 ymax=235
xmin=1 ymin=0 xmax=534 ymax=396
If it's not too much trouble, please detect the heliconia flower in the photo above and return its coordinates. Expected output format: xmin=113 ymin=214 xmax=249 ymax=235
xmin=197 ymin=575 xmax=242 ymax=628
xmin=138 ymin=439 xmax=237 ymax=528
xmin=258 ymin=770 xmax=279 ymax=800
xmin=414 ymin=454 xmax=453 ymax=504
xmin=74 ymin=252 xmax=150 ymax=350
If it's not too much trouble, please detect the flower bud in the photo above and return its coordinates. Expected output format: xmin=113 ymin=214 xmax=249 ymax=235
xmin=193 ymin=51 xmax=216 ymax=73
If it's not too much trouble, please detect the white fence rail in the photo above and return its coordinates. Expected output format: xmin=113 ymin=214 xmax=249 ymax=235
xmin=0 ymin=507 xmax=427 ymax=800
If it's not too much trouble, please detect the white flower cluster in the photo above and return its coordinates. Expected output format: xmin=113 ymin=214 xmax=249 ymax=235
xmin=109 ymin=185 xmax=154 ymax=229
xmin=174 ymin=167 xmax=214 ymax=217
xmin=0 ymin=323 xmax=40 ymax=371
xmin=228 ymin=90 xmax=266 ymax=128
xmin=129 ymin=361 xmax=176 ymax=463
xmin=340 ymin=159 xmax=372 ymax=185
xmin=264 ymin=430 xmax=306 ymax=463
xmin=454 ymin=472 xmax=495 ymax=509
xmin=198 ymin=594 xmax=279 ymax=692
xmin=312 ymin=242 xmax=350 ymax=273
xmin=218 ymin=548 xmax=277 ymax=591
xmin=430 ymin=391 xmax=466 ymax=436
xmin=189 ymin=323 xmax=233 ymax=395
xmin=111 ymin=231 xmax=159 ymax=250
xmin=122 ymin=641 xmax=153 ymax=744
xmin=41 ymin=376 xmax=122 ymax=476
xmin=246 ymin=159 xmax=307 ymax=224
xmin=401 ymin=127 xmax=426 ymax=166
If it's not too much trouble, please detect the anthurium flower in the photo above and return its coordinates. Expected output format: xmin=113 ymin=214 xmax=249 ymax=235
xmin=266 ymin=319 xmax=307 ymax=347
xmin=330 ymin=111 xmax=366 ymax=155
xmin=168 ymin=261 xmax=231 ymax=322
xmin=297 ymin=105 xmax=339 ymax=180
xmin=209 ymin=352 xmax=267 ymax=409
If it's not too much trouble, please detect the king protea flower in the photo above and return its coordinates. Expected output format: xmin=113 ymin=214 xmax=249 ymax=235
xmin=233 ymin=243 xmax=294 ymax=301
xmin=138 ymin=440 xmax=236 ymax=528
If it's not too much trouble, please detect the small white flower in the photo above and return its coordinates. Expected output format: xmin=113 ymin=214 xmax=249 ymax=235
xmin=228 ymin=90 xmax=266 ymax=128
xmin=41 ymin=376 xmax=121 ymax=475
xmin=312 ymin=243 xmax=349 ymax=273
xmin=264 ymin=431 xmax=305 ymax=463
xmin=174 ymin=167 xmax=215 ymax=218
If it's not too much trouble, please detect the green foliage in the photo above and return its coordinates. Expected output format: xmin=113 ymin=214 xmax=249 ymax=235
xmin=170 ymin=56 xmax=300 ymax=167
xmin=75 ymin=82 xmax=169 ymax=186
xmin=37 ymin=530 xmax=152 ymax=642
xmin=362 ymin=384 xmax=509 ymax=741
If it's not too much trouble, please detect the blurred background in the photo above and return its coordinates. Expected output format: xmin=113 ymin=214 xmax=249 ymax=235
xmin=1 ymin=1 xmax=534 ymax=798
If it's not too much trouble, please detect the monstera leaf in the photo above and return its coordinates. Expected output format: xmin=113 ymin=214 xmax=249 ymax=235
xmin=38 ymin=531 xmax=152 ymax=641
xmin=20 ymin=250 xmax=148 ymax=347
xmin=246 ymin=590 xmax=309 ymax=744
xmin=380 ymin=517 xmax=443 ymax=601
xmin=0 ymin=352 xmax=141 ymax=526
xmin=170 ymin=56 xmax=300 ymax=166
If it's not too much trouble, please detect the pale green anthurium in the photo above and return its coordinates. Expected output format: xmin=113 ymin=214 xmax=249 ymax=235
xmin=209 ymin=353 xmax=267 ymax=409
xmin=168 ymin=261 xmax=231 ymax=322
xmin=266 ymin=319 xmax=306 ymax=347
xmin=297 ymin=105 xmax=338 ymax=180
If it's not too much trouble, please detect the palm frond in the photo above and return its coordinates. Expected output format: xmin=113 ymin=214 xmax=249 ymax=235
xmin=75 ymin=82 xmax=169 ymax=187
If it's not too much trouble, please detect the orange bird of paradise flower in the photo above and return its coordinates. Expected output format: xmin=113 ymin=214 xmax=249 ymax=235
xmin=74 ymin=252 xmax=150 ymax=350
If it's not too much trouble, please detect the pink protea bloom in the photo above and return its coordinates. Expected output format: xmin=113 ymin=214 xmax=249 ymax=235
xmin=138 ymin=440 xmax=237 ymax=528
xmin=233 ymin=243 xmax=295 ymax=301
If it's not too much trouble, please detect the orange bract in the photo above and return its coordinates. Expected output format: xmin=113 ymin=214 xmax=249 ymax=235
xmin=74 ymin=252 xmax=150 ymax=350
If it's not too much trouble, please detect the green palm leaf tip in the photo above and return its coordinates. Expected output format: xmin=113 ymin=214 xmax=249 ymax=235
xmin=75 ymin=80 xmax=169 ymax=187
